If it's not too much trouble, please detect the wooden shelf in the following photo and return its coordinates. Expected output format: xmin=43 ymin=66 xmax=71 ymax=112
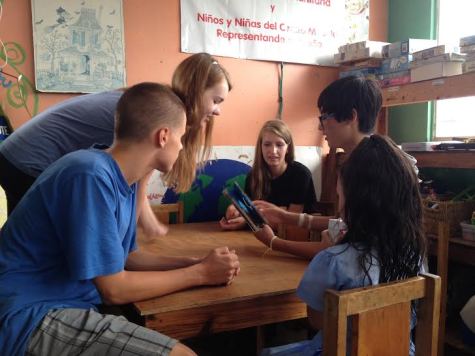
xmin=428 ymin=234 xmax=475 ymax=267
xmin=378 ymin=68 xmax=475 ymax=356
xmin=382 ymin=71 xmax=475 ymax=107
xmin=408 ymin=151 xmax=475 ymax=169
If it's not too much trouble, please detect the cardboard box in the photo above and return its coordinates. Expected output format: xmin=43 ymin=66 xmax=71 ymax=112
xmin=338 ymin=41 xmax=388 ymax=54
xmin=460 ymin=34 xmax=475 ymax=47
xmin=410 ymin=53 xmax=465 ymax=69
xmin=382 ymin=39 xmax=437 ymax=58
xmin=412 ymin=44 xmax=460 ymax=61
xmin=334 ymin=47 xmax=384 ymax=64
xmin=410 ymin=61 xmax=462 ymax=82
xmin=463 ymin=60 xmax=475 ymax=73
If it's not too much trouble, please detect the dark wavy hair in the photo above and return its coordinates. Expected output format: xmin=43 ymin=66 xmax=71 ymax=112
xmin=317 ymin=75 xmax=382 ymax=134
xmin=338 ymin=135 xmax=426 ymax=283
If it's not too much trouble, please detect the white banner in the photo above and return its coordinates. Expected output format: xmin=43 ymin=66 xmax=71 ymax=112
xmin=180 ymin=0 xmax=369 ymax=65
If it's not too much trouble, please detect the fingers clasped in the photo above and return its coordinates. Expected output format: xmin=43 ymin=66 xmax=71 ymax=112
xmin=201 ymin=246 xmax=240 ymax=286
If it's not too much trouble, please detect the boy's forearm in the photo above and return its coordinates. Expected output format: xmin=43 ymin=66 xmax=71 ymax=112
xmin=94 ymin=264 xmax=208 ymax=305
xmin=126 ymin=249 xmax=200 ymax=271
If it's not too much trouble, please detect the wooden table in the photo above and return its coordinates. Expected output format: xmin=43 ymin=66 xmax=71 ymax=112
xmin=128 ymin=222 xmax=308 ymax=340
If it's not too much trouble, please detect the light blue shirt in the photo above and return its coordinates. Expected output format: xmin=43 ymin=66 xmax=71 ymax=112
xmin=297 ymin=243 xmax=380 ymax=356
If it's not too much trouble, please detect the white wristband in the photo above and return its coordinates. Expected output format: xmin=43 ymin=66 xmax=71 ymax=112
xmin=298 ymin=213 xmax=305 ymax=227
xmin=307 ymin=214 xmax=314 ymax=230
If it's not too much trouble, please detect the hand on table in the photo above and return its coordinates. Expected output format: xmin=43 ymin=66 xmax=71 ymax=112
xmin=199 ymin=246 xmax=240 ymax=285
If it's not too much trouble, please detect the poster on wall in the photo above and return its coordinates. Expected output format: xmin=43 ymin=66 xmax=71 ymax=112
xmin=31 ymin=0 xmax=126 ymax=93
xmin=180 ymin=0 xmax=369 ymax=65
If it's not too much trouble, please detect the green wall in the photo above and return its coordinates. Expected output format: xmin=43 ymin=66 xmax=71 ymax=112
xmin=387 ymin=0 xmax=437 ymax=143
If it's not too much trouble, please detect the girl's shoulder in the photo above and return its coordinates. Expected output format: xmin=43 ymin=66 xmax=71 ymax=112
xmin=307 ymin=243 xmax=358 ymax=272
xmin=319 ymin=243 xmax=360 ymax=259
xmin=310 ymin=243 xmax=379 ymax=282
xmin=289 ymin=160 xmax=311 ymax=173
xmin=283 ymin=161 xmax=312 ymax=180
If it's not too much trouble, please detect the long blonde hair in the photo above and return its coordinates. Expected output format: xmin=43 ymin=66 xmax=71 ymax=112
xmin=249 ymin=120 xmax=295 ymax=199
xmin=163 ymin=53 xmax=232 ymax=192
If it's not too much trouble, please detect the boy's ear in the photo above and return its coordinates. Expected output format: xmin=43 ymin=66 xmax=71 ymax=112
xmin=155 ymin=127 xmax=169 ymax=148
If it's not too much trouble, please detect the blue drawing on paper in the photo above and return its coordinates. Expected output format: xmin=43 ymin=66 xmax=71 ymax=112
xmin=31 ymin=0 xmax=126 ymax=93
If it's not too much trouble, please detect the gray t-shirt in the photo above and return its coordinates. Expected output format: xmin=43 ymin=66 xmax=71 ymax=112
xmin=0 ymin=90 xmax=122 ymax=177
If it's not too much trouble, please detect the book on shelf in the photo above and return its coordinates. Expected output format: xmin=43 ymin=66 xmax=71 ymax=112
xmin=460 ymin=34 xmax=475 ymax=47
xmin=401 ymin=141 xmax=464 ymax=152
xmin=410 ymin=61 xmax=463 ymax=82
xmin=382 ymin=39 xmax=437 ymax=58
xmin=339 ymin=67 xmax=379 ymax=79
xmin=464 ymin=51 xmax=475 ymax=61
xmin=434 ymin=142 xmax=475 ymax=151
xmin=379 ymin=74 xmax=411 ymax=88
xmin=338 ymin=41 xmax=389 ymax=54
xmin=412 ymin=44 xmax=460 ymax=61
xmin=410 ymin=53 xmax=465 ymax=69
xmin=463 ymin=60 xmax=475 ymax=73
xmin=381 ymin=55 xmax=412 ymax=73
xmin=379 ymin=69 xmax=410 ymax=80
xmin=340 ymin=58 xmax=382 ymax=69
xmin=460 ymin=43 xmax=475 ymax=54
xmin=334 ymin=47 xmax=384 ymax=64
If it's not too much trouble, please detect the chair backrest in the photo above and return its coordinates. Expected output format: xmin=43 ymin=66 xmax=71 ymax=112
xmin=323 ymin=273 xmax=441 ymax=356
xmin=152 ymin=201 xmax=184 ymax=224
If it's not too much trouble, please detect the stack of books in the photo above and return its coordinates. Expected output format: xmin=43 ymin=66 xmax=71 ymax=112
xmin=338 ymin=58 xmax=382 ymax=80
xmin=460 ymin=35 xmax=475 ymax=73
xmin=335 ymin=41 xmax=387 ymax=80
xmin=410 ymin=44 xmax=464 ymax=82
xmin=334 ymin=40 xmax=388 ymax=64
xmin=378 ymin=39 xmax=436 ymax=87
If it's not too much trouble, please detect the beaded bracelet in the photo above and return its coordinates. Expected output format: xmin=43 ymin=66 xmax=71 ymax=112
xmin=262 ymin=235 xmax=279 ymax=256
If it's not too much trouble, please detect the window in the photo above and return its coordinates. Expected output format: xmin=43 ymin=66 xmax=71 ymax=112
xmin=435 ymin=0 xmax=475 ymax=139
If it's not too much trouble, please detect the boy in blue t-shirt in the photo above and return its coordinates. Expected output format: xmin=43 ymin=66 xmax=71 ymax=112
xmin=0 ymin=83 xmax=240 ymax=356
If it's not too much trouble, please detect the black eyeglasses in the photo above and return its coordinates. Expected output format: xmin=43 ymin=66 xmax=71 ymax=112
xmin=318 ymin=112 xmax=335 ymax=127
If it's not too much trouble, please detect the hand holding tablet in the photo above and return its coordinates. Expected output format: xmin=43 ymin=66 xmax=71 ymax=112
xmin=223 ymin=182 xmax=268 ymax=232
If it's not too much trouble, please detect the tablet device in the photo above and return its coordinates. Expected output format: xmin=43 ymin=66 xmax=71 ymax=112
xmin=223 ymin=182 xmax=268 ymax=232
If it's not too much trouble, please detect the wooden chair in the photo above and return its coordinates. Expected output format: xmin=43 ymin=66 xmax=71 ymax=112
xmin=323 ymin=273 xmax=441 ymax=356
xmin=151 ymin=201 xmax=184 ymax=224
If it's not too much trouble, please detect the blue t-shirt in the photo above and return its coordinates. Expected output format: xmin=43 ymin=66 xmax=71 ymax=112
xmin=0 ymin=148 xmax=137 ymax=355
xmin=0 ymin=90 xmax=122 ymax=177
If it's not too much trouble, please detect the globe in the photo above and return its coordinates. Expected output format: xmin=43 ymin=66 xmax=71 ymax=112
xmin=162 ymin=159 xmax=251 ymax=223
